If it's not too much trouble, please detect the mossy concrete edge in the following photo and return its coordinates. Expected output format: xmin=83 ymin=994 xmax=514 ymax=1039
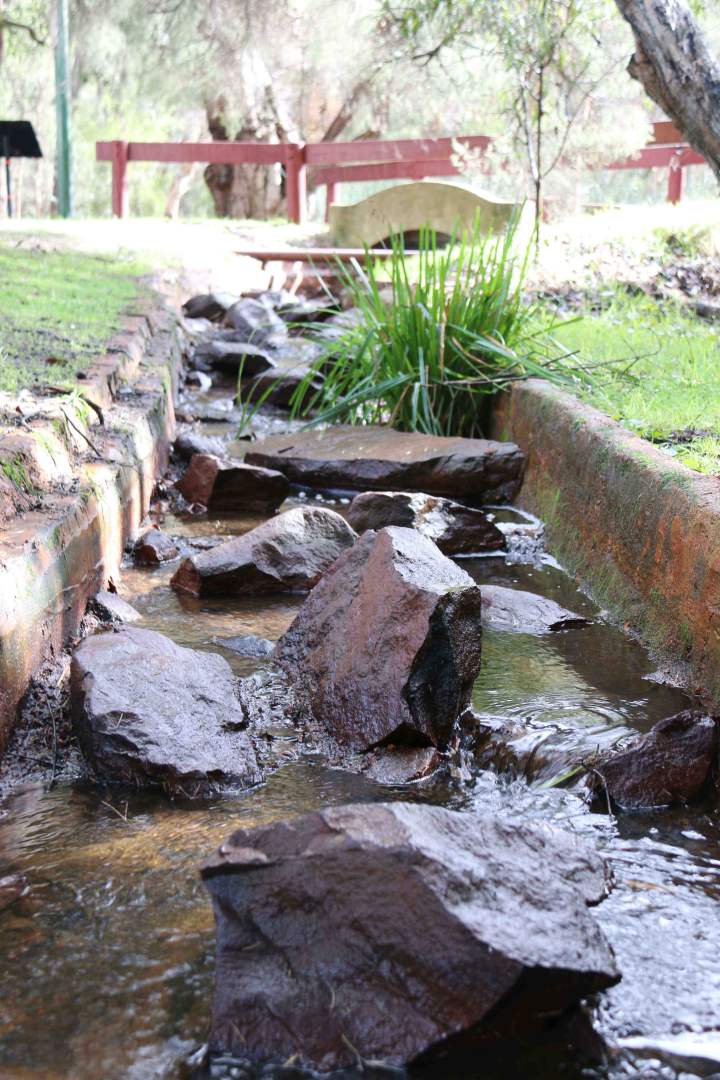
xmin=491 ymin=379 xmax=720 ymax=705
xmin=0 ymin=297 xmax=183 ymax=753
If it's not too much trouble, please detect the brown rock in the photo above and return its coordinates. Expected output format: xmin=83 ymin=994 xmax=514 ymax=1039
xmin=71 ymin=626 xmax=262 ymax=796
xmin=202 ymin=802 xmax=618 ymax=1073
xmin=0 ymin=873 xmax=28 ymax=911
xmin=175 ymin=453 xmax=289 ymax=513
xmin=480 ymin=584 xmax=591 ymax=633
xmin=347 ymin=490 xmax=506 ymax=554
xmin=245 ymin=425 xmax=524 ymax=502
xmin=275 ymin=526 xmax=483 ymax=750
xmin=133 ymin=528 xmax=179 ymax=566
xmin=586 ymin=710 xmax=718 ymax=810
xmin=362 ymin=745 xmax=441 ymax=783
xmin=170 ymin=506 xmax=356 ymax=598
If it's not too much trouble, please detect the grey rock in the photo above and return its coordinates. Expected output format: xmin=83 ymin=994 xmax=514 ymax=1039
xmin=89 ymin=589 xmax=141 ymax=625
xmin=174 ymin=430 xmax=228 ymax=462
xmin=71 ymin=626 xmax=262 ymax=795
xmin=171 ymin=506 xmax=357 ymax=598
xmin=183 ymin=292 xmax=239 ymax=321
xmin=347 ymin=490 xmax=506 ymax=555
xmin=202 ymin=802 xmax=618 ymax=1072
xmin=480 ymin=585 xmax=591 ymax=633
xmin=213 ymin=635 xmax=275 ymax=659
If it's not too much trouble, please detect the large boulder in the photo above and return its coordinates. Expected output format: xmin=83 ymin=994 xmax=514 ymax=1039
xmin=245 ymin=425 xmax=525 ymax=502
xmin=202 ymin=802 xmax=618 ymax=1074
xmin=171 ymin=506 xmax=357 ymax=598
xmin=275 ymin=526 xmax=483 ymax=750
xmin=347 ymin=490 xmax=506 ymax=555
xmin=480 ymin=584 xmax=591 ymax=633
xmin=175 ymin=453 xmax=289 ymax=513
xmin=586 ymin=710 xmax=718 ymax=810
xmin=71 ymin=627 xmax=262 ymax=796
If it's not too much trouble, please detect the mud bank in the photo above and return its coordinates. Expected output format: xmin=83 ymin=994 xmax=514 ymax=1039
xmin=0 ymin=298 xmax=182 ymax=750
xmin=491 ymin=379 xmax=720 ymax=704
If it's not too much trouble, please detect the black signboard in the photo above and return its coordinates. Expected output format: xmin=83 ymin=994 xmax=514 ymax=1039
xmin=0 ymin=121 xmax=43 ymax=217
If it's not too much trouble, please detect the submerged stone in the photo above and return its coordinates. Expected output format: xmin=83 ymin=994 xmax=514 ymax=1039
xmin=71 ymin=626 xmax=262 ymax=796
xmin=175 ymin=452 xmax=289 ymax=513
xmin=133 ymin=528 xmax=179 ymax=567
xmin=213 ymin=634 xmax=275 ymax=659
xmin=480 ymin=584 xmax=591 ymax=633
xmin=586 ymin=709 xmax=718 ymax=810
xmin=347 ymin=489 xmax=506 ymax=554
xmin=245 ymin=425 xmax=525 ymax=502
xmin=202 ymin=802 xmax=618 ymax=1073
xmin=171 ymin=506 xmax=356 ymax=598
xmin=275 ymin=526 xmax=483 ymax=750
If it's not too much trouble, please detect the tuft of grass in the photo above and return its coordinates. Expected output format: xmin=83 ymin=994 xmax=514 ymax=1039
xmin=0 ymin=243 xmax=148 ymax=394
xmin=241 ymin=219 xmax=592 ymax=439
xmin=553 ymin=291 xmax=720 ymax=475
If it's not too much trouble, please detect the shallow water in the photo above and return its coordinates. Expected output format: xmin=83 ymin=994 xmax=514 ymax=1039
xmin=1 ymin=492 xmax=719 ymax=1079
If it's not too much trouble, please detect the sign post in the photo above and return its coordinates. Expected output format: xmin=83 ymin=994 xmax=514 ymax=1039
xmin=0 ymin=122 xmax=43 ymax=218
xmin=54 ymin=0 xmax=73 ymax=217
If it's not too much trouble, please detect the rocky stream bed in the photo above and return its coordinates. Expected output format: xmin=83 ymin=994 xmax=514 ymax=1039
xmin=0 ymin=287 xmax=719 ymax=1080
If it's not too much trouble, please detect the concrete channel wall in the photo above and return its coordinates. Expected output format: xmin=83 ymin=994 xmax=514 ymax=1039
xmin=491 ymin=379 xmax=720 ymax=705
xmin=0 ymin=298 xmax=183 ymax=752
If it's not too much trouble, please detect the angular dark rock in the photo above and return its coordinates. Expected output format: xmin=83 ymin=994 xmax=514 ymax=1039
xmin=133 ymin=528 xmax=179 ymax=566
xmin=276 ymin=296 xmax=340 ymax=323
xmin=237 ymin=338 xmax=325 ymax=409
xmin=246 ymin=425 xmax=525 ymax=502
xmin=586 ymin=710 xmax=718 ymax=810
xmin=193 ymin=340 xmax=275 ymax=376
xmin=171 ymin=506 xmax=356 ymax=598
xmin=71 ymin=627 xmax=262 ymax=795
xmin=223 ymin=298 xmax=286 ymax=343
xmin=213 ymin=634 xmax=275 ymax=659
xmin=480 ymin=584 xmax=591 ymax=633
xmin=275 ymin=526 xmax=483 ymax=750
xmin=174 ymin=430 xmax=228 ymax=462
xmin=202 ymin=802 xmax=618 ymax=1073
xmin=347 ymin=490 xmax=506 ymax=554
xmin=182 ymin=292 xmax=238 ymax=321
xmin=175 ymin=453 xmax=289 ymax=513
xmin=88 ymin=589 xmax=141 ymax=625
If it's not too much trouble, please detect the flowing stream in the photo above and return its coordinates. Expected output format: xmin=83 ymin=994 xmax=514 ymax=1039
xmin=0 ymin=427 xmax=718 ymax=1079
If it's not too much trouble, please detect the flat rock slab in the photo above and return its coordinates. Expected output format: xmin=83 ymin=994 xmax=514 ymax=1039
xmin=586 ymin=710 xmax=718 ymax=810
xmin=275 ymin=526 xmax=483 ymax=750
xmin=171 ymin=506 xmax=357 ymax=598
xmin=245 ymin=425 xmax=524 ymax=502
xmin=202 ymin=802 xmax=617 ymax=1073
xmin=347 ymin=489 xmax=506 ymax=554
xmin=480 ymin=584 xmax=591 ymax=633
xmin=71 ymin=627 xmax=262 ymax=796
xmin=175 ymin=453 xmax=289 ymax=513
xmin=174 ymin=430 xmax=228 ymax=462
xmin=88 ymin=589 xmax=141 ymax=625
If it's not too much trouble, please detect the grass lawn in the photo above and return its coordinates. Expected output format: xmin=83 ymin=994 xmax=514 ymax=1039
xmin=0 ymin=240 xmax=149 ymax=393
xmin=552 ymin=292 xmax=720 ymax=474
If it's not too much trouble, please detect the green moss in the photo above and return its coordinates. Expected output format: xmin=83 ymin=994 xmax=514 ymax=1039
xmin=1 ymin=454 xmax=35 ymax=494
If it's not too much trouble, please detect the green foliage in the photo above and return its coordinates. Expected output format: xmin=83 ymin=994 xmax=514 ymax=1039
xmin=0 ymin=242 xmax=146 ymax=392
xmin=243 ymin=220 xmax=589 ymax=438
xmin=553 ymin=291 xmax=720 ymax=474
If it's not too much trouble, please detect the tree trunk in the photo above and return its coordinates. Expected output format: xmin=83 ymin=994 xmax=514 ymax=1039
xmin=203 ymin=99 xmax=284 ymax=220
xmin=614 ymin=0 xmax=720 ymax=181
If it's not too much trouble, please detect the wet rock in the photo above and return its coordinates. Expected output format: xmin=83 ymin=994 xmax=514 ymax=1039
xmin=133 ymin=528 xmax=179 ymax=566
xmin=175 ymin=453 xmax=289 ymax=513
xmin=237 ymin=339 xmax=325 ymax=410
xmin=246 ymin=425 xmax=525 ymax=502
xmin=194 ymin=340 xmax=276 ymax=377
xmin=88 ymin=589 xmax=141 ymax=625
xmin=171 ymin=506 xmax=356 ymax=598
xmin=71 ymin=627 xmax=262 ymax=795
xmin=276 ymin=296 xmax=339 ymax=323
xmin=174 ymin=430 xmax=228 ymax=462
xmin=223 ymin=298 xmax=286 ymax=343
xmin=347 ymin=490 xmax=506 ymax=555
xmin=617 ymin=1033 xmax=720 ymax=1077
xmin=480 ymin=584 xmax=591 ymax=633
xmin=275 ymin=526 xmax=483 ymax=750
xmin=213 ymin=634 xmax=275 ymax=659
xmin=0 ymin=873 xmax=29 ymax=911
xmin=201 ymin=802 xmax=618 ymax=1073
xmin=183 ymin=292 xmax=238 ymax=321
xmin=185 ymin=369 xmax=213 ymax=391
xmin=586 ymin=710 xmax=718 ymax=810
xmin=362 ymin=745 xmax=441 ymax=784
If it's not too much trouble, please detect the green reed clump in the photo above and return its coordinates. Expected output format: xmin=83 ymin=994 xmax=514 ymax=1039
xmin=240 ymin=217 xmax=591 ymax=438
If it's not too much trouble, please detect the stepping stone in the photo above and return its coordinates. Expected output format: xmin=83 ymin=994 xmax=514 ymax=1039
xmin=245 ymin=425 xmax=524 ymax=502
xmin=347 ymin=490 xmax=506 ymax=554
xmin=175 ymin=453 xmax=289 ymax=513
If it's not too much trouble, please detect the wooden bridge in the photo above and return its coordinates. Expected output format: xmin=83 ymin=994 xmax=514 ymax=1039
xmin=96 ymin=122 xmax=706 ymax=222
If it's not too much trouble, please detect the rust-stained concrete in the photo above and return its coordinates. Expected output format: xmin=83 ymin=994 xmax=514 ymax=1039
xmin=491 ymin=380 xmax=720 ymax=704
xmin=0 ymin=300 xmax=182 ymax=753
